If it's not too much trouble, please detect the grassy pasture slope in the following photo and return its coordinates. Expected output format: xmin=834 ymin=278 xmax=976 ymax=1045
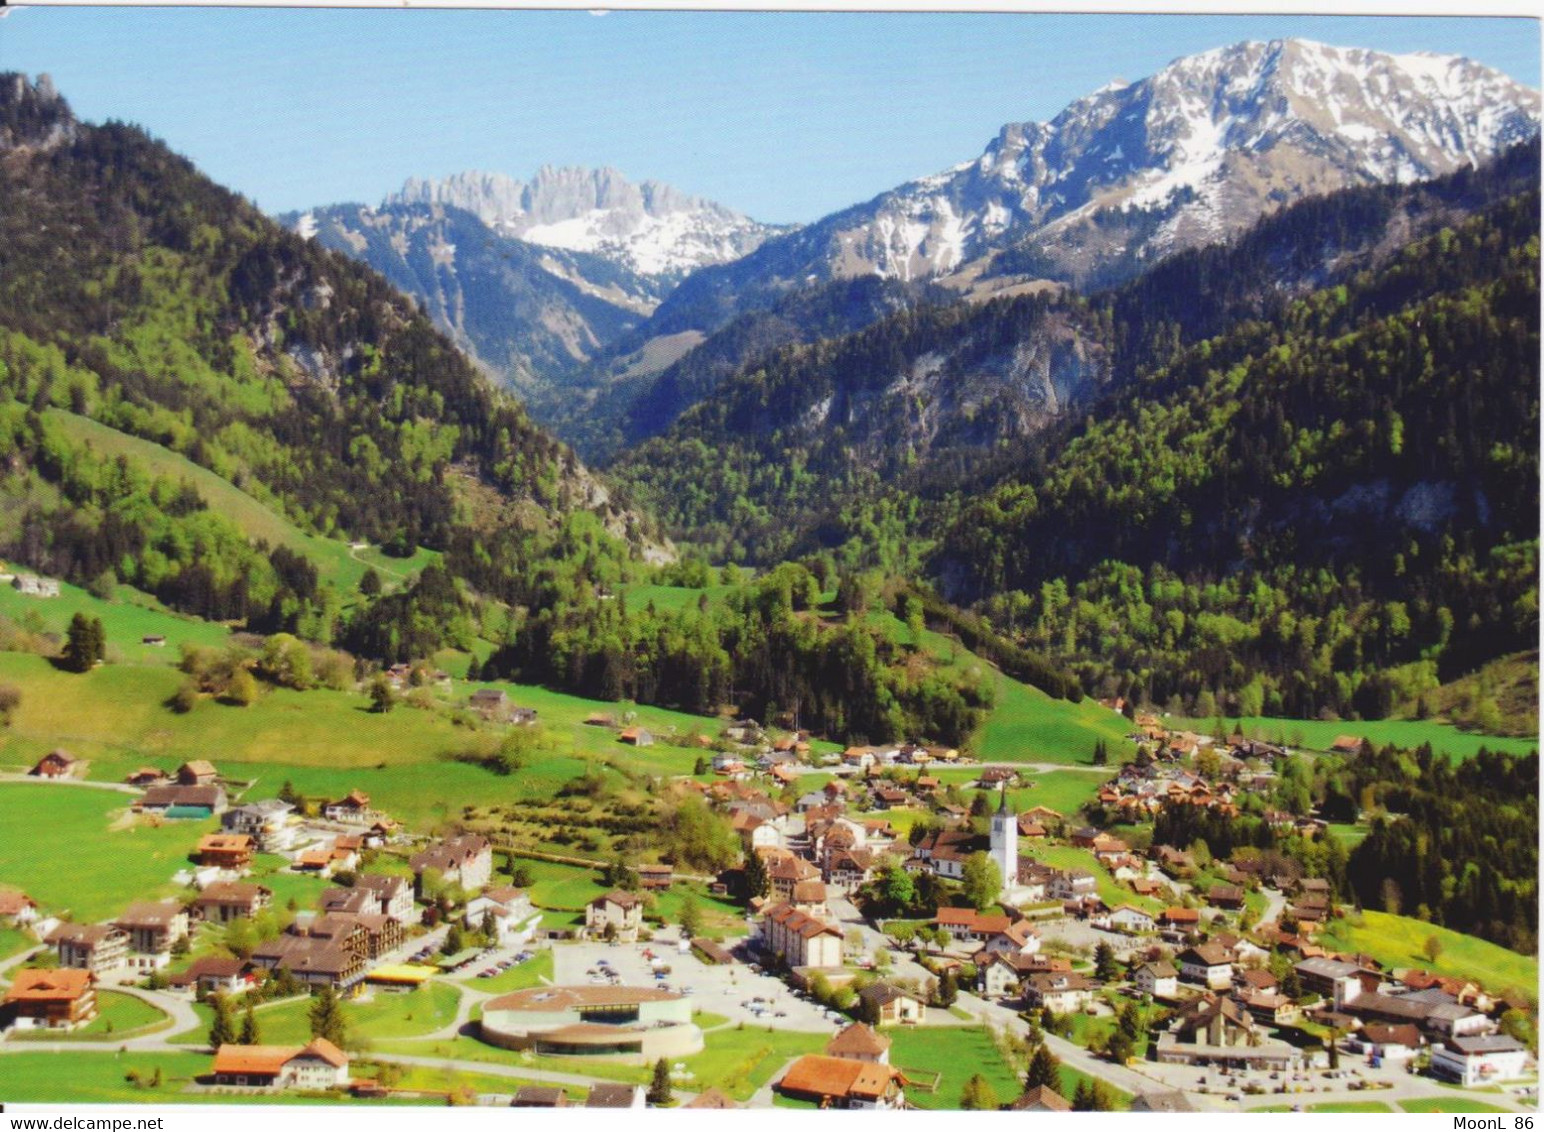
xmin=0 ymin=782 xmax=210 ymax=920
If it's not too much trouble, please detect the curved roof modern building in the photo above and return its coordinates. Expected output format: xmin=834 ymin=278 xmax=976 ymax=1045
xmin=479 ymin=985 xmax=703 ymax=1061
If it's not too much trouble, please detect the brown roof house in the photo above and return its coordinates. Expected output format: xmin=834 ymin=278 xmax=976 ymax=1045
xmin=826 ymin=1022 xmax=890 ymax=1064
xmin=778 ymin=1055 xmax=906 ymax=1109
xmin=585 ymin=890 xmax=644 ymax=942
xmin=3 ymin=968 xmax=97 ymax=1030
xmin=856 ymin=982 xmax=926 ymax=1026
xmin=29 ymin=749 xmax=80 ymax=779
xmin=409 ymin=833 xmax=492 ymax=895
xmin=115 ymin=901 xmax=191 ymax=972
xmin=178 ymin=760 xmax=219 ymax=786
xmin=48 ymin=923 xmax=130 ymax=976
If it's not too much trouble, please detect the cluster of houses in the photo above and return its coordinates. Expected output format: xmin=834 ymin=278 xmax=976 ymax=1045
xmin=0 ymin=815 xmax=525 ymax=1040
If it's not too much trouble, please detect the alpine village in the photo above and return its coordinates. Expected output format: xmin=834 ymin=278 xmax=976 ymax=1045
xmin=0 ymin=31 xmax=1539 ymax=1116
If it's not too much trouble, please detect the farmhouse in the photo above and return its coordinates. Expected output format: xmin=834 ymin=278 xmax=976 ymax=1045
xmin=585 ymin=891 xmax=644 ymax=942
xmin=0 ymin=890 xmax=39 ymax=926
xmin=172 ymin=956 xmax=249 ymax=997
xmin=777 ymin=1055 xmax=906 ymax=1109
xmin=512 ymin=1086 xmax=570 ymax=1108
xmin=136 ymin=783 xmax=226 ymax=818
xmin=1107 ymin=904 xmax=1157 ymax=933
xmin=351 ymin=874 xmax=417 ymax=923
xmin=479 ymin=986 xmax=703 ymax=1061
xmin=1177 ymin=943 xmax=1235 ymax=991
xmin=467 ymin=886 xmax=537 ymax=944
xmin=125 ymin=767 xmax=169 ymax=788
xmin=617 ymin=727 xmax=654 ymax=747
xmin=826 ymin=1022 xmax=890 ymax=1064
xmin=249 ymin=933 xmax=364 ymax=990
xmin=210 ymin=1038 xmax=350 ymax=1090
xmin=29 ymin=749 xmax=79 ymax=779
xmin=1156 ymin=996 xmax=1303 ymax=1070
xmin=2 ymin=968 xmax=96 ymax=1029
xmin=1008 ymin=1085 xmax=1072 ymax=1112
xmin=1024 ymin=971 xmax=1097 ymax=1013
xmin=585 ymin=1083 xmax=646 ymax=1108
xmin=178 ymin=760 xmax=219 ymax=786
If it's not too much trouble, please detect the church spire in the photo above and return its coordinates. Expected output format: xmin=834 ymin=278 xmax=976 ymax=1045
xmin=998 ymin=782 xmax=1009 ymax=814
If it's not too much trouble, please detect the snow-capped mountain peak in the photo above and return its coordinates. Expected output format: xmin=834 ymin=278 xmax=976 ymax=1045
xmin=387 ymin=167 xmax=785 ymax=278
xmin=754 ymin=38 xmax=1539 ymax=288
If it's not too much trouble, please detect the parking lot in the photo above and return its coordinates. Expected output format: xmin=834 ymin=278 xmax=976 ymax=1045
xmin=551 ymin=930 xmax=842 ymax=1034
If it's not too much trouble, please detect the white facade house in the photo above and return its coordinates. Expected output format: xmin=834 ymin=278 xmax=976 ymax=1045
xmin=1429 ymin=1036 xmax=1531 ymax=1087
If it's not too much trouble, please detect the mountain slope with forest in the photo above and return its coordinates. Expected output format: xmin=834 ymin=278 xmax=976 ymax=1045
xmin=0 ymin=73 xmax=664 ymax=641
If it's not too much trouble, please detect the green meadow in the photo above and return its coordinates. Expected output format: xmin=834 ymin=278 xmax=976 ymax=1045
xmin=1175 ymin=713 xmax=1537 ymax=761
xmin=0 ymin=782 xmax=209 ymax=920
xmin=1315 ymin=910 xmax=1538 ymax=999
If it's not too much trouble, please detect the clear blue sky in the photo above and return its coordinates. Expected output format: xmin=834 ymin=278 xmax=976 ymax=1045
xmin=1 ymin=9 xmax=1537 ymax=223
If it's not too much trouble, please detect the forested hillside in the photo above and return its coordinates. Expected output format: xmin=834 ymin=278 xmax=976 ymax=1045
xmin=0 ymin=74 xmax=659 ymax=638
xmin=609 ymin=144 xmax=1539 ymax=721
xmin=946 ymin=186 xmax=1539 ymax=720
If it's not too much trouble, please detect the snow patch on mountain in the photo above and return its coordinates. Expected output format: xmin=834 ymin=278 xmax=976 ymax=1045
xmin=389 ymin=166 xmax=785 ymax=279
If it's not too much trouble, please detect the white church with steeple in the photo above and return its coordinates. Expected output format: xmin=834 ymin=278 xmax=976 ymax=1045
xmin=989 ymin=783 xmax=1017 ymax=899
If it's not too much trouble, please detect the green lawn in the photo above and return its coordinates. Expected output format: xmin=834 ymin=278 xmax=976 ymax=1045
xmin=0 ymin=925 xmax=38 ymax=961
xmin=0 ymin=781 xmax=209 ymax=920
xmin=1400 ymin=1097 xmax=1513 ymax=1113
xmin=885 ymin=1025 xmax=1030 ymax=1110
xmin=0 ymin=1050 xmax=444 ymax=1104
xmin=902 ymin=619 xmax=1132 ymax=767
xmin=372 ymin=1033 xmax=651 ymax=1086
xmin=1315 ymin=911 xmax=1538 ymax=999
xmin=0 ymin=576 xmax=232 ymax=667
xmin=649 ymin=883 xmax=750 ymax=940
xmin=1176 ymin=714 xmax=1537 ymax=761
xmin=679 ymin=1023 xmax=827 ymax=1100
xmin=209 ymin=983 xmax=462 ymax=1047
xmin=520 ymin=859 xmax=609 ymax=912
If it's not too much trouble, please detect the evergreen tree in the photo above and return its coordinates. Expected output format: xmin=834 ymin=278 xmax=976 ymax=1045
xmin=1094 ymin=942 xmax=1120 ymax=982
xmin=960 ymin=1073 xmax=999 ymax=1110
xmin=359 ymin=568 xmax=382 ymax=597
xmin=743 ymin=850 xmax=770 ymax=901
xmin=937 ymin=967 xmax=959 ymax=1007
xmin=62 ymin=613 xmax=97 ymax=673
xmin=207 ymin=993 xmax=235 ymax=1048
xmin=1072 ymin=1080 xmax=1094 ymax=1111
xmin=647 ymin=1057 xmax=673 ymax=1106
xmin=1024 ymin=1043 xmax=1061 ymax=1090
xmin=308 ymin=986 xmax=347 ymax=1046
xmin=240 ymin=1000 xmax=260 ymax=1045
